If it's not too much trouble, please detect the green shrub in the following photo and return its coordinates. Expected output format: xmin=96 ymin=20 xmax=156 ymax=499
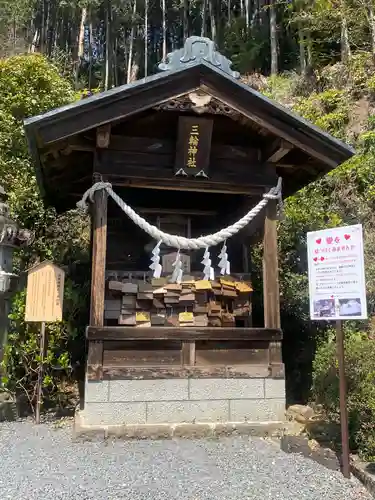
xmin=1 ymin=277 xmax=89 ymax=412
xmin=0 ymin=53 xmax=90 ymax=413
xmin=312 ymin=330 xmax=375 ymax=460
xmin=320 ymin=53 xmax=375 ymax=92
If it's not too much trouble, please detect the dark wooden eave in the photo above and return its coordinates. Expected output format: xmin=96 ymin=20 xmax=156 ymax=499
xmin=24 ymin=52 xmax=354 ymax=207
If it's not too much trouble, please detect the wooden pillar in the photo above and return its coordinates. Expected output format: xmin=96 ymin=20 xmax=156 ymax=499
xmin=90 ymin=188 xmax=108 ymax=326
xmin=87 ymin=186 xmax=107 ymax=381
xmin=262 ymin=200 xmax=281 ymax=329
xmin=182 ymin=341 xmax=196 ymax=366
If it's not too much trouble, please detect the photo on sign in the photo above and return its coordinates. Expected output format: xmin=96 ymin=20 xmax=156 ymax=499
xmin=338 ymin=298 xmax=362 ymax=317
xmin=313 ymin=299 xmax=336 ymax=318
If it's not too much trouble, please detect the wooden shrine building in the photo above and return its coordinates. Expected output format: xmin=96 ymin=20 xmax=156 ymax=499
xmin=24 ymin=37 xmax=354 ymax=429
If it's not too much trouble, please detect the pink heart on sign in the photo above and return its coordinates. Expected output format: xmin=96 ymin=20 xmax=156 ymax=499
xmin=344 ymin=234 xmax=350 ymax=240
xmin=313 ymin=257 xmax=318 ymax=262
xmin=320 ymin=257 xmax=325 ymax=261
xmin=330 ymin=295 xmax=334 ymax=299
xmin=316 ymin=238 xmax=322 ymax=244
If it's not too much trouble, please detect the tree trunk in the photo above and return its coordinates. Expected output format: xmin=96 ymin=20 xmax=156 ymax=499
xmin=340 ymin=1 xmax=351 ymax=64
xmin=113 ymin=35 xmax=118 ymax=87
xmin=75 ymin=7 xmax=87 ymax=90
xmin=298 ymin=24 xmax=306 ymax=74
xmin=45 ymin=0 xmax=50 ymax=55
xmin=145 ymin=0 xmax=148 ymax=77
xmin=40 ymin=0 xmax=45 ymax=53
xmin=245 ymin=0 xmax=250 ymax=28
xmin=202 ymin=0 xmax=208 ymax=35
xmin=53 ymin=7 xmax=60 ymax=51
xmin=369 ymin=1 xmax=375 ymax=60
xmin=270 ymin=0 xmax=278 ymax=75
xmin=162 ymin=0 xmax=167 ymax=60
xmin=209 ymin=0 xmax=216 ymax=41
xmin=30 ymin=28 xmax=39 ymax=53
xmin=260 ymin=0 xmax=267 ymax=26
xmin=306 ymin=31 xmax=313 ymax=67
xmin=183 ymin=0 xmax=189 ymax=40
xmin=127 ymin=0 xmax=137 ymax=83
xmin=105 ymin=1 xmax=110 ymax=90
xmin=88 ymin=14 xmax=93 ymax=89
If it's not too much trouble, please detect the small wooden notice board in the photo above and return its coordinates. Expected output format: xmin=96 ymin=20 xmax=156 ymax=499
xmin=24 ymin=260 xmax=65 ymax=424
xmin=25 ymin=260 xmax=65 ymax=323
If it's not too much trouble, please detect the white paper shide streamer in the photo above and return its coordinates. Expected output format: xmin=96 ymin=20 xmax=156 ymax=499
xmin=171 ymin=250 xmax=183 ymax=284
xmin=218 ymin=241 xmax=230 ymax=276
xmin=149 ymin=240 xmax=162 ymax=278
xmin=202 ymin=247 xmax=214 ymax=281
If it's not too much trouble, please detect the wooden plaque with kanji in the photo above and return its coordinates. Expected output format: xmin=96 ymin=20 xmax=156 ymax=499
xmin=174 ymin=116 xmax=213 ymax=177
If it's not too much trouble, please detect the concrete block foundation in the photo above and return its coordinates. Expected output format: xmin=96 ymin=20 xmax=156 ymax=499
xmin=81 ymin=376 xmax=286 ymax=427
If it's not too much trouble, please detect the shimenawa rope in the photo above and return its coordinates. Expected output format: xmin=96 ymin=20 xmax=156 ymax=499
xmin=77 ymin=178 xmax=283 ymax=250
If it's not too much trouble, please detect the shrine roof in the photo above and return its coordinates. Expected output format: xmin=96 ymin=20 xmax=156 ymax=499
xmin=24 ymin=36 xmax=354 ymax=210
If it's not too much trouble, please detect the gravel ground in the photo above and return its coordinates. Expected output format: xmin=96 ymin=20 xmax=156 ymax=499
xmin=0 ymin=420 xmax=371 ymax=500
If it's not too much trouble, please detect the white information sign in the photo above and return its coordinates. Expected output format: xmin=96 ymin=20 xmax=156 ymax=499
xmin=307 ymin=224 xmax=367 ymax=320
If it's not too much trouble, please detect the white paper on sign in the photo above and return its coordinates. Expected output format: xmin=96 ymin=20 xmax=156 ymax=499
xmin=307 ymin=224 xmax=367 ymax=321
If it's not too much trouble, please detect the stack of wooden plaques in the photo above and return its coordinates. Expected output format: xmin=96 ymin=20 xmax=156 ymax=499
xmin=104 ymin=276 xmax=252 ymax=327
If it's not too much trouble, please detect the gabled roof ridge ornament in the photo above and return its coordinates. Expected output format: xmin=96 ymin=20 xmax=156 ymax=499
xmin=158 ymin=36 xmax=240 ymax=79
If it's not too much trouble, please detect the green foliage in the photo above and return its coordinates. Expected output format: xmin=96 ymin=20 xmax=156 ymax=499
xmin=266 ymin=51 xmax=375 ymax=405
xmin=223 ymin=18 xmax=271 ymax=74
xmin=293 ymin=89 xmax=349 ymax=138
xmin=0 ymin=54 xmax=77 ymax=260
xmin=320 ymin=53 xmax=375 ymax=92
xmin=263 ymin=74 xmax=296 ymax=103
xmin=0 ymin=53 xmax=89 ymax=413
xmin=1 ymin=278 xmax=88 ymax=410
xmin=312 ymin=330 xmax=375 ymax=460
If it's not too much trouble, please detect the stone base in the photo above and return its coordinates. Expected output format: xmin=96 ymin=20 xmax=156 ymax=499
xmin=74 ymin=411 xmax=291 ymax=440
xmin=0 ymin=391 xmax=18 ymax=422
xmin=82 ymin=376 xmax=286 ymax=427
xmin=0 ymin=399 xmax=17 ymax=422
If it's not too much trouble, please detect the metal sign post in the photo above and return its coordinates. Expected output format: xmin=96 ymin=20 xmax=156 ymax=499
xmin=336 ymin=319 xmax=350 ymax=478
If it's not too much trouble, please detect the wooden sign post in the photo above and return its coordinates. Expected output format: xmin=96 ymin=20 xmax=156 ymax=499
xmin=24 ymin=261 xmax=65 ymax=424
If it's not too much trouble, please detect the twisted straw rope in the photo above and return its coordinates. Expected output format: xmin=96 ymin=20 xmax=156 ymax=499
xmin=77 ymin=178 xmax=282 ymax=250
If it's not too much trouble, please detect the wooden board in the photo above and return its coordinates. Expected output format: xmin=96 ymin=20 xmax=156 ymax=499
xmin=103 ymin=349 xmax=181 ymax=366
xmin=99 ymin=150 xmax=277 ymax=188
xmin=175 ymin=116 xmax=213 ymax=176
xmin=101 ymin=365 xmax=271 ymax=379
xmin=195 ymin=340 xmax=270 ymax=365
xmin=87 ymin=326 xmax=282 ymax=341
xmin=25 ymin=261 xmax=65 ymax=323
xmin=162 ymin=252 xmax=191 ymax=274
